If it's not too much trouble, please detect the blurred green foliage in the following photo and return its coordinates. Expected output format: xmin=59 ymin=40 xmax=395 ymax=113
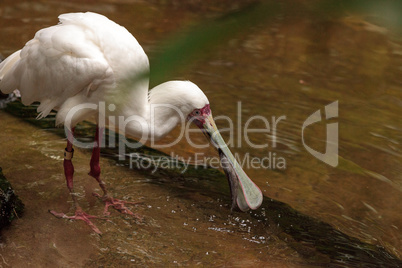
xmin=147 ymin=0 xmax=402 ymax=85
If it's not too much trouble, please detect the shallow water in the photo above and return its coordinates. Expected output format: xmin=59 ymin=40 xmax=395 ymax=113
xmin=0 ymin=0 xmax=401 ymax=266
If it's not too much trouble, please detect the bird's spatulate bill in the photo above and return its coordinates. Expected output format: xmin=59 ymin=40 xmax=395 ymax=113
xmin=203 ymin=114 xmax=263 ymax=211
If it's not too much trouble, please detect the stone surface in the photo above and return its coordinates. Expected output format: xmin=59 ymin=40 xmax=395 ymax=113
xmin=0 ymin=167 xmax=24 ymax=231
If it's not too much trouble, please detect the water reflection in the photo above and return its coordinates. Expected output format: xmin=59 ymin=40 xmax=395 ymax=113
xmin=184 ymin=13 xmax=402 ymax=259
xmin=0 ymin=0 xmax=401 ymax=266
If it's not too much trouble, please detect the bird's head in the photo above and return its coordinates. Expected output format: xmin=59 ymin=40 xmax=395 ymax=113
xmin=185 ymin=86 xmax=263 ymax=212
xmin=150 ymin=81 xmax=263 ymax=211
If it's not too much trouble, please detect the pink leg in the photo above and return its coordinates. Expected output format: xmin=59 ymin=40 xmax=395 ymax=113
xmin=49 ymin=128 xmax=105 ymax=234
xmin=89 ymin=126 xmax=142 ymax=218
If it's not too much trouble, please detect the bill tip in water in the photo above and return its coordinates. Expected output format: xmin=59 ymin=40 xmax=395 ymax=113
xmin=219 ymin=149 xmax=263 ymax=212
xmin=236 ymin=177 xmax=263 ymax=211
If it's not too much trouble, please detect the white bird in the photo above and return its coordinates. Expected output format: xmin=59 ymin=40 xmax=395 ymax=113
xmin=0 ymin=12 xmax=263 ymax=234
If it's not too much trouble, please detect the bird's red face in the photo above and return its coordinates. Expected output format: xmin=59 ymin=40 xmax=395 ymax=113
xmin=187 ymin=104 xmax=263 ymax=212
xmin=187 ymin=104 xmax=211 ymax=128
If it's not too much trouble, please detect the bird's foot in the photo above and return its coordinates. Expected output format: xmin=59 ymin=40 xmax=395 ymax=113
xmin=92 ymin=192 xmax=143 ymax=220
xmin=49 ymin=207 xmax=106 ymax=234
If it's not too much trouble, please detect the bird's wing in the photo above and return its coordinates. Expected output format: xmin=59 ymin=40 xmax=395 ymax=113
xmin=0 ymin=12 xmax=150 ymax=121
xmin=57 ymin=12 xmax=150 ymax=112
xmin=0 ymin=21 xmax=114 ymax=119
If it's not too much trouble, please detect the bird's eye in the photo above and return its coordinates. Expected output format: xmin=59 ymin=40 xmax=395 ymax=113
xmin=194 ymin=110 xmax=201 ymax=116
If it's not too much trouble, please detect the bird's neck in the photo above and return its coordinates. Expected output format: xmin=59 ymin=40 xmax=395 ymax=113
xmin=119 ymin=82 xmax=185 ymax=142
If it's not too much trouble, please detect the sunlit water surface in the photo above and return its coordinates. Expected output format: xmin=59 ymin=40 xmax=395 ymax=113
xmin=0 ymin=0 xmax=401 ymax=266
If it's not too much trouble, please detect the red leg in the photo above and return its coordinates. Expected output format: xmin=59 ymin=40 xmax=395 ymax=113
xmin=49 ymin=128 xmax=105 ymax=234
xmin=89 ymin=126 xmax=142 ymax=218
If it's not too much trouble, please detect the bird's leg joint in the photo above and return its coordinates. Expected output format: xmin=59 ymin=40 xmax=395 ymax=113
xmin=64 ymin=148 xmax=74 ymax=160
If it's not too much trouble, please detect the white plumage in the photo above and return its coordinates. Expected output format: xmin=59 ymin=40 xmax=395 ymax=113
xmin=0 ymin=12 xmax=210 ymax=139
xmin=0 ymin=12 xmax=262 ymax=234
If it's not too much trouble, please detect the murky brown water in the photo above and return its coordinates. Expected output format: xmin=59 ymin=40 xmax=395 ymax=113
xmin=0 ymin=0 xmax=401 ymax=267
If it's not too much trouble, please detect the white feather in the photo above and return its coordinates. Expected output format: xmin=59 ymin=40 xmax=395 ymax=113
xmin=0 ymin=12 xmax=209 ymax=139
xmin=0 ymin=12 xmax=263 ymax=213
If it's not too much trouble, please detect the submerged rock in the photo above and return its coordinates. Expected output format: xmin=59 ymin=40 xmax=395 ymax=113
xmin=0 ymin=167 xmax=24 ymax=230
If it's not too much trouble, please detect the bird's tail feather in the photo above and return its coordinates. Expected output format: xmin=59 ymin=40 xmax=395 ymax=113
xmin=36 ymin=99 xmax=56 ymax=120
xmin=0 ymin=50 xmax=21 ymax=94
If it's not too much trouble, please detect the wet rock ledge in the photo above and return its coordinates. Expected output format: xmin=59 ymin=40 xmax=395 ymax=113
xmin=0 ymin=167 xmax=24 ymax=231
